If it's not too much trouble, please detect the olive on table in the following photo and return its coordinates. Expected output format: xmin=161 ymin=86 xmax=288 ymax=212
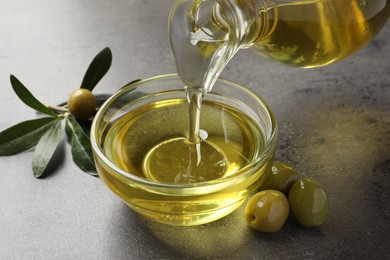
xmin=68 ymin=88 xmax=96 ymax=121
xmin=288 ymin=178 xmax=329 ymax=227
xmin=245 ymin=190 xmax=289 ymax=233
xmin=260 ymin=161 xmax=301 ymax=194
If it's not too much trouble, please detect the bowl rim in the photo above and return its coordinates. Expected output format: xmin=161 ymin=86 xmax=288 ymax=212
xmin=90 ymin=73 xmax=278 ymax=191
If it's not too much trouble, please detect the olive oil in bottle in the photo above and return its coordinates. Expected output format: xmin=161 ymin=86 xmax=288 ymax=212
xmin=253 ymin=0 xmax=390 ymax=67
xmin=170 ymin=0 xmax=390 ymax=71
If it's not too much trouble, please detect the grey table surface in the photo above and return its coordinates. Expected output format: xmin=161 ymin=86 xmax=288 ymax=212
xmin=1 ymin=0 xmax=389 ymax=259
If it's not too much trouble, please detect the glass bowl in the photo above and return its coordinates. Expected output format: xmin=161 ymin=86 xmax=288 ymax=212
xmin=91 ymin=74 xmax=277 ymax=226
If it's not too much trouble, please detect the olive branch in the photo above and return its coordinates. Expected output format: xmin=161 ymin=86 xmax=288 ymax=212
xmin=0 ymin=48 xmax=112 ymax=178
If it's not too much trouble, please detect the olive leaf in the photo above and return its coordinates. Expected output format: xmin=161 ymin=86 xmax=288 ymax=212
xmin=81 ymin=47 xmax=112 ymax=91
xmin=65 ymin=117 xmax=97 ymax=176
xmin=32 ymin=119 xmax=63 ymax=178
xmin=0 ymin=117 xmax=58 ymax=156
xmin=10 ymin=75 xmax=59 ymax=117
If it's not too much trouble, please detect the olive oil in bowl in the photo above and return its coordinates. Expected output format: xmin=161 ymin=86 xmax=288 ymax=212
xmin=91 ymin=75 xmax=277 ymax=226
xmin=103 ymin=96 xmax=263 ymax=185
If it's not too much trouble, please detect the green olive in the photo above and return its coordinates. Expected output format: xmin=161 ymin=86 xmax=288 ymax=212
xmin=68 ymin=88 xmax=96 ymax=121
xmin=260 ymin=161 xmax=301 ymax=194
xmin=288 ymin=178 xmax=329 ymax=227
xmin=245 ymin=190 xmax=289 ymax=233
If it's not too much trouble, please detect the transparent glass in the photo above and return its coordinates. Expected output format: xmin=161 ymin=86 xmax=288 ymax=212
xmin=91 ymin=74 xmax=277 ymax=226
xmin=169 ymin=0 xmax=390 ymax=92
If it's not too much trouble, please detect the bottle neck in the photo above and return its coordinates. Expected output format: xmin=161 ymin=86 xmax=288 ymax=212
xmin=169 ymin=0 xmax=276 ymax=92
xmin=213 ymin=0 xmax=274 ymax=48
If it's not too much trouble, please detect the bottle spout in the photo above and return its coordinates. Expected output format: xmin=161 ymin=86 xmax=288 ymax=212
xmin=169 ymin=0 xmax=267 ymax=92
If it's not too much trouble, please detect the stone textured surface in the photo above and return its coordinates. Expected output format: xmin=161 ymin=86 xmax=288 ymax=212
xmin=0 ymin=0 xmax=389 ymax=259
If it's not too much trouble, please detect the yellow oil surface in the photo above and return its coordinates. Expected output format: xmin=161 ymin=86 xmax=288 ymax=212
xmin=103 ymin=98 xmax=263 ymax=184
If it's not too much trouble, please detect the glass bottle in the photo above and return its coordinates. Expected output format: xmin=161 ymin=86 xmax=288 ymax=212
xmin=169 ymin=0 xmax=390 ymax=93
